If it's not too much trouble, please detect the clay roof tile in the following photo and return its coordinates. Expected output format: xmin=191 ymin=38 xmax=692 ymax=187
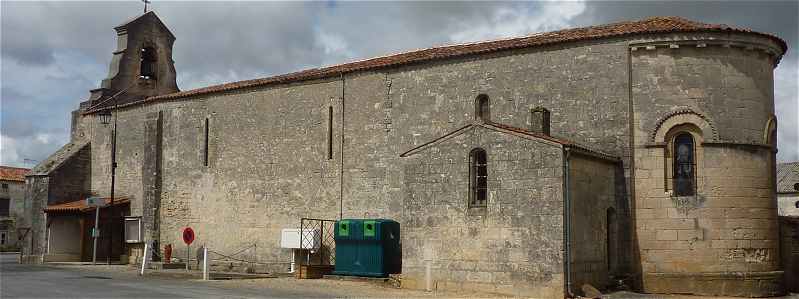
xmin=778 ymin=162 xmax=799 ymax=194
xmin=44 ymin=197 xmax=131 ymax=213
xmin=85 ymin=16 xmax=786 ymax=113
xmin=0 ymin=166 xmax=30 ymax=182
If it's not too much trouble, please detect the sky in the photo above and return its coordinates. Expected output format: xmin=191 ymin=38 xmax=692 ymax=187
xmin=1 ymin=1 xmax=797 ymax=168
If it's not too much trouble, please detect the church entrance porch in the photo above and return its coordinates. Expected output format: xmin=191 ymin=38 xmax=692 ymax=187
xmin=43 ymin=198 xmax=130 ymax=262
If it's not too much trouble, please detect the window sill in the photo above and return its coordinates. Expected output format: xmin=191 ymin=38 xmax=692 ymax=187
xmin=669 ymin=194 xmax=706 ymax=210
xmin=466 ymin=206 xmax=487 ymax=216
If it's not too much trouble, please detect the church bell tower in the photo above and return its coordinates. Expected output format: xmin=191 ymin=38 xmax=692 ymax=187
xmin=87 ymin=11 xmax=178 ymax=108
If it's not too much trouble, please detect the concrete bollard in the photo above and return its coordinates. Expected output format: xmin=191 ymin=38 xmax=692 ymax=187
xmin=140 ymin=242 xmax=149 ymax=276
xmin=203 ymin=246 xmax=208 ymax=280
xmin=425 ymin=261 xmax=432 ymax=292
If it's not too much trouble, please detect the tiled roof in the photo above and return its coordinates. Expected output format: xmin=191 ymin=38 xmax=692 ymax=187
xmin=44 ymin=197 xmax=130 ymax=213
xmin=399 ymin=121 xmax=619 ymax=162
xmin=487 ymin=122 xmax=576 ymax=146
xmin=485 ymin=122 xmax=620 ymax=162
xmin=778 ymin=162 xmax=799 ymax=194
xmin=85 ymin=16 xmax=786 ymax=113
xmin=30 ymin=141 xmax=89 ymax=176
xmin=0 ymin=166 xmax=30 ymax=182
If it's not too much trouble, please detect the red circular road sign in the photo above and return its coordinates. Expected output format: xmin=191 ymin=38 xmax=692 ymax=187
xmin=182 ymin=227 xmax=195 ymax=245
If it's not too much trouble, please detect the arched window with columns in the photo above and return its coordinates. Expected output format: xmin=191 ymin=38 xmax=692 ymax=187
xmin=652 ymin=111 xmax=710 ymax=198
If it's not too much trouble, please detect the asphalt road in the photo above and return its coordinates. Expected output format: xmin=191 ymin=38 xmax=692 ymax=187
xmin=0 ymin=253 xmax=329 ymax=298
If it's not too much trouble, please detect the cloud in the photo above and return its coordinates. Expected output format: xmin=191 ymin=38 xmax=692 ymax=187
xmin=311 ymin=2 xmax=584 ymax=63
xmin=774 ymin=56 xmax=799 ymax=162
xmin=0 ymin=131 xmax=67 ymax=168
xmin=448 ymin=1 xmax=586 ymax=43
xmin=156 ymin=1 xmax=326 ymax=90
xmin=1 ymin=1 xmax=796 ymax=168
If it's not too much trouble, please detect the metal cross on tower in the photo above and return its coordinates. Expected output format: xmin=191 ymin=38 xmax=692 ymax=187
xmin=142 ymin=0 xmax=151 ymax=13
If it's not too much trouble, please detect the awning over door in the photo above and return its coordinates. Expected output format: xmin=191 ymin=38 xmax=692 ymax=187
xmin=44 ymin=197 xmax=130 ymax=214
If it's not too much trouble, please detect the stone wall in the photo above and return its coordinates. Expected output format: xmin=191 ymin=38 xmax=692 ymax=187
xmin=90 ymin=110 xmax=148 ymax=218
xmin=631 ymin=37 xmax=783 ymax=296
xmin=22 ymin=176 xmax=49 ymax=262
xmin=779 ymin=217 xmax=799 ymax=293
xmin=568 ymin=153 xmax=618 ymax=293
xmin=22 ymin=141 xmax=92 ymax=261
xmin=0 ymin=180 xmax=27 ymax=250
xmin=62 ymin=28 xmax=786 ymax=296
xmin=400 ymin=126 xmax=565 ymax=297
xmin=156 ymin=79 xmax=344 ymax=270
xmin=81 ymin=38 xmax=636 ymax=278
xmin=89 ymin=11 xmax=178 ymax=107
xmin=778 ymin=194 xmax=799 ymax=216
xmin=47 ymin=144 xmax=92 ymax=205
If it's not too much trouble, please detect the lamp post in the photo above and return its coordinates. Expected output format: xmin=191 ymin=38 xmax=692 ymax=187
xmin=99 ymin=105 xmax=117 ymax=265
xmin=87 ymin=82 xmax=135 ymax=265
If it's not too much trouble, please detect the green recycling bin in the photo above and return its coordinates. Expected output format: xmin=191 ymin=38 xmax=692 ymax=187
xmin=333 ymin=219 xmax=401 ymax=277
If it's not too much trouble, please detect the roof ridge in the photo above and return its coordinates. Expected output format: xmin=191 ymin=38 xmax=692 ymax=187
xmin=0 ymin=165 xmax=31 ymax=170
xmin=84 ymin=16 xmax=786 ymax=113
xmin=484 ymin=122 xmax=619 ymax=161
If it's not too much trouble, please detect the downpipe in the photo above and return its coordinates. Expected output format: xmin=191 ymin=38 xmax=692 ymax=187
xmin=563 ymin=147 xmax=574 ymax=298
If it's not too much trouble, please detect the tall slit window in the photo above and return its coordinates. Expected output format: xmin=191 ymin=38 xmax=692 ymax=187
xmin=140 ymin=47 xmax=157 ymax=79
xmin=475 ymin=95 xmax=490 ymax=122
xmin=327 ymin=106 xmax=333 ymax=160
xmin=470 ymin=148 xmax=488 ymax=207
xmin=203 ymin=118 xmax=209 ymax=167
xmin=673 ymin=133 xmax=695 ymax=196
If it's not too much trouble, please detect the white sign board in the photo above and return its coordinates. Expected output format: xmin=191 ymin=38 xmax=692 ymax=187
xmin=124 ymin=217 xmax=142 ymax=243
xmin=86 ymin=197 xmax=106 ymax=207
xmin=280 ymin=229 xmax=320 ymax=249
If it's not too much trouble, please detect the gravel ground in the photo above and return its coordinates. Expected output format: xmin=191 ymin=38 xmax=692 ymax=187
xmin=43 ymin=262 xmax=508 ymax=298
xmin=211 ymin=277 xmax=510 ymax=298
xmin=24 ymin=260 xmax=799 ymax=298
xmin=604 ymin=291 xmax=799 ymax=299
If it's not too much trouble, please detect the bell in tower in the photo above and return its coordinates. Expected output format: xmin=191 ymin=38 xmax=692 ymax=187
xmin=86 ymin=11 xmax=178 ymax=109
xmin=140 ymin=46 xmax=157 ymax=80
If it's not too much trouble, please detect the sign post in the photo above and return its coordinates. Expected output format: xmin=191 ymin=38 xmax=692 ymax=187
xmin=87 ymin=197 xmax=106 ymax=265
xmin=182 ymin=227 xmax=194 ymax=271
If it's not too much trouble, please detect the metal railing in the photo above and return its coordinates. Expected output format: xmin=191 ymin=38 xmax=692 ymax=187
xmin=298 ymin=218 xmax=336 ymax=277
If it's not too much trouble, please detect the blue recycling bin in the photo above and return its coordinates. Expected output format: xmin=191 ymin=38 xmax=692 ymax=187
xmin=333 ymin=219 xmax=401 ymax=277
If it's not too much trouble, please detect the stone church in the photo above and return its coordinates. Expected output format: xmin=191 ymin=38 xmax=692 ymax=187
xmin=22 ymin=11 xmax=787 ymax=297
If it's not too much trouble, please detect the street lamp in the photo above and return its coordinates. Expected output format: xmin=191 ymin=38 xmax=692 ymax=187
xmin=87 ymin=83 xmax=134 ymax=265
xmin=98 ymin=106 xmax=118 ymax=265
xmin=90 ymin=109 xmax=113 ymax=265
xmin=99 ymin=109 xmax=112 ymax=125
xmin=105 ymin=108 xmax=118 ymax=265
xmin=91 ymin=108 xmax=116 ymax=265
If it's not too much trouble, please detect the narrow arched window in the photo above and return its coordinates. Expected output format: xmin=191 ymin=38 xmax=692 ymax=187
xmin=469 ymin=148 xmax=487 ymax=207
xmin=140 ymin=47 xmax=157 ymax=79
xmin=475 ymin=95 xmax=490 ymax=122
xmin=673 ymin=133 xmax=695 ymax=196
